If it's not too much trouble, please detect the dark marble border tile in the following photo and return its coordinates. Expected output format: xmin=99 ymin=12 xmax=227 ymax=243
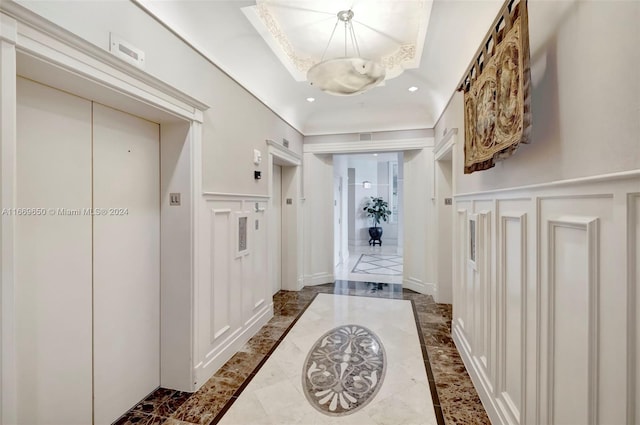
xmin=411 ymin=299 xmax=446 ymax=425
xmin=209 ymin=292 xmax=320 ymax=425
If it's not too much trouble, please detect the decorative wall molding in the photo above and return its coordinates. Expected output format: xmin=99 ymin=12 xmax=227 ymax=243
xmin=434 ymin=127 xmax=458 ymax=160
xmin=455 ymin=170 xmax=640 ymax=199
xmin=453 ymin=176 xmax=637 ymax=425
xmin=474 ymin=210 xmax=493 ymax=394
xmin=266 ymin=139 xmax=301 ymax=165
xmin=545 ymin=216 xmax=599 ymax=425
xmin=303 ymin=138 xmax=434 ymax=154
xmin=197 ymin=197 xmax=272 ymax=389
xmin=203 ymin=192 xmax=270 ymax=200
xmin=497 ymin=212 xmax=527 ymax=425
xmin=628 ymin=193 xmax=640 ymax=424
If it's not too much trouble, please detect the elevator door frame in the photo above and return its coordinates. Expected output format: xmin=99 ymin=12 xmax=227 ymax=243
xmin=0 ymin=9 xmax=208 ymax=423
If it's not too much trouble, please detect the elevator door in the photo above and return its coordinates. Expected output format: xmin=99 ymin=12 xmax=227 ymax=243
xmin=15 ymin=77 xmax=160 ymax=425
xmin=93 ymin=103 xmax=160 ymax=425
xmin=16 ymin=76 xmax=94 ymax=425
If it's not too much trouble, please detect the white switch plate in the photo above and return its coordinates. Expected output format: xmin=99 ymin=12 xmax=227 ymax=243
xmin=253 ymin=149 xmax=262 ymax=165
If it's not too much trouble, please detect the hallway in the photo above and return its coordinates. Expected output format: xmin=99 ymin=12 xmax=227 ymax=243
xmin=114 ymin=282 xmax=489 ymax=425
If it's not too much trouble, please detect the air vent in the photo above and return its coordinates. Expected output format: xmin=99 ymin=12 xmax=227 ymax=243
xmin=359 ymin=133 xmax=372 ymax=141
xmin=109 ymin=33 xmax=145 ymax=69
xmin=282 ymin=138 xmax=290 ymax=148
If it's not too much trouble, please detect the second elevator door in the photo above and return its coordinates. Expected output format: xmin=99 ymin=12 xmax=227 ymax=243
xmin=93 ymin=103 xmax=160 ymax=425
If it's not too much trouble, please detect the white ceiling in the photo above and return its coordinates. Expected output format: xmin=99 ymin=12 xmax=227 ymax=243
xmin=136 ymin=0 xmax=503 ymax=136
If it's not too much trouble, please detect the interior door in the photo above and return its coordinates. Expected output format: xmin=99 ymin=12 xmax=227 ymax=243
xmin=15 ymin=77 xmax=94 ymax=425
xmin=92 ymin=103 xmax=160 ymax=425
xmin=271 ymin=164 xmax=282 ymax=295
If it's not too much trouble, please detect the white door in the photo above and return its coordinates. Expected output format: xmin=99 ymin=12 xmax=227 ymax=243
xmin=334 ymin=177 xmax=342 ymax=267
xmin=271 ymin=165 xmax=282 ymax=295
xmin=93 ymin=104 xmax=160 ymax=425
xmin=15 ymin=77 xmax=94 ymax=425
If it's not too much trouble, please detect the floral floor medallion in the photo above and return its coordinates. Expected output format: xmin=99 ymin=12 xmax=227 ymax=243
xmin=302 ymin=324 xmax=386 ymax=416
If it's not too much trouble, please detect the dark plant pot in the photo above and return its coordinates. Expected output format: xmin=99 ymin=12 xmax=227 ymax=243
xmin=368 ymin=227 xmax=383 ymax=246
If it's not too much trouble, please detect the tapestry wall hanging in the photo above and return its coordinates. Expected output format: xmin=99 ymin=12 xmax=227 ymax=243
xmin=458 ymin=0 xmax=532 ymax=174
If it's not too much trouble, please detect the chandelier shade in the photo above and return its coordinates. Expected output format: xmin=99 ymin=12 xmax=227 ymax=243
xmin=307 ymin=9 xmax=386 ymax=96
xmin=307 ymin=57 xmax=386 ymax=96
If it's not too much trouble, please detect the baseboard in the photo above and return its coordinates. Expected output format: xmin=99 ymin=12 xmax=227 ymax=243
xmin=193 ymin=303 xmax=273 ymax=390
xmin=403 ymin=277 xmax=436 ymax=295
xmin=452 ymin=323 xmax=505 ymax=425
xmin=303 ymin=272 xmax=334 ymax=286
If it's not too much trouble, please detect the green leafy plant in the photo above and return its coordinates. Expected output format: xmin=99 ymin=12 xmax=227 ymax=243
xmin=363 ymin=196 xmax=392 ymax=228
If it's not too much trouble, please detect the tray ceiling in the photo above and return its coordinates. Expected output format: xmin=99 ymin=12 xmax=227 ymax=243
xmin=135 ymin=0 xmax=504 ymax=136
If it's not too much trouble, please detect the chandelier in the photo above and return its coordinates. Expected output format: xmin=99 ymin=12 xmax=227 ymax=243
xmin=307 ymin=10 xmax=386 ymax=96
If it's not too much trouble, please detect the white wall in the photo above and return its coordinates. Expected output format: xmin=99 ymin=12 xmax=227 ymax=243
xmin=435 ymin=1 xmax=640 ymax=424
xmin=13 ymin=0 xmax=304 ymax=195
xmin=436 ymin=1 xmax=640 ymax=195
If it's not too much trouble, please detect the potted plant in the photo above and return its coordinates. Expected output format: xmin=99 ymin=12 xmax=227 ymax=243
xmin=363 ymin=196 xmax=392 ymax=246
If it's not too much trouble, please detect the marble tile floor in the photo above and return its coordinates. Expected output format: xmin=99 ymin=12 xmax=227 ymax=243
xmin=335 ymin=246 xmax=403 ymax=284
xmin=114 ymin=281 xmax=490 ymax=425
xmin=351 ymin=254 xmax=403 ymax=276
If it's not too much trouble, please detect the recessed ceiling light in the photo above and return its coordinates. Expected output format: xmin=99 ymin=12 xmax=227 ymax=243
xmin=306 ymin=97 xmax=315 ymax=102
xmin=408 ymin=86 xmax=419 ymax=92
xmin=373 ymin=153 xmax=378 ymax=157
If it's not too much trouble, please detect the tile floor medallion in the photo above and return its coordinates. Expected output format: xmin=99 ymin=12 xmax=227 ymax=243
xmin=302 ymin=324 xmax=386 ymax=416
xmin=351 ymin=254 xmax=403 ymax=276
xmin=114 ymin=281 xmax=491 ymax=425
xmin=217 ymin=294 xmax=437 ymax=425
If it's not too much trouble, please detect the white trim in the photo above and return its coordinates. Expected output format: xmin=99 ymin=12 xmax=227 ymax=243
xmin=0 ymin=3 xmax=208 ymax=115
xmin=453 ymin=325 xmax=504 ymax=425
xmin=455 ymin=170 xmax=640 ymax=199
xmin=202 ymin=192 xmax=270 ymax=200
xmin=546 ymin=216 xmax=600 ymax=425
xmin=434 ymin=127 xmax=458 ymax=160
xmin=303 ymin=137 xmax=434 ymax=154
xmin=266 ymin=139 xmax=301 ymax=166
xmin=497 ymin=211 xmax=527 ymax=425
xmin=403 ymin=277 xmax=436 ymax=296
xmin=628 ymin=193 xmax=640 ymax=425
xmin=193 ymin=303 xmax=272 ymax=390
xmin=303 ymin=272 xmax=334 ymax=286
xmin=0 ymin=13 xmax=18 ymax=425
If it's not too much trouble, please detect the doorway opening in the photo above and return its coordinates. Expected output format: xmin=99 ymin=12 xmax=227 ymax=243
xmin=333 ymin=152 xmax=404 ymax=285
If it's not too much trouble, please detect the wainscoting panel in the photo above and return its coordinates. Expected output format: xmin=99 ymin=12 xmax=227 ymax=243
xmin=210 ymin=208 xmax=233 ymax=344
xmin=543 ymin=215 xmax=599 ymax=425
xmin=452 ymin=173 xmax=637 ymax=425
xmin=497 ymin=210 xmax=526 ymax=425
xmin=195 ymin=195 xmax=272 ymax=389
